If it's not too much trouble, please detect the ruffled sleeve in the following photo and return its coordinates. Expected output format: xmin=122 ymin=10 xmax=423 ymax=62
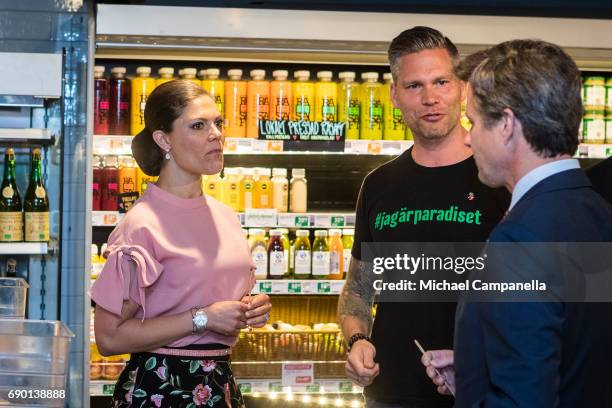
xmin=90 ymin=243 xmax=164 ymax=320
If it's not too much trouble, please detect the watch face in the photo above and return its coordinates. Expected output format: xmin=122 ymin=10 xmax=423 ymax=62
xmin=194 ymin=312 xmax=208 ymax=328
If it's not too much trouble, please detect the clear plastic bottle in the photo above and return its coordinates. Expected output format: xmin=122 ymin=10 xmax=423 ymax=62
xmin=249 ymin=228 xmax=268 ymax=280
xmin=312 ymin=230 xmax=330 ymax=279
xmin=267 ymin=229 xmax=287 ymax=279
xmin=328 ymin=229 xmax=344 ymax=280
xmin=342 ymin=228 xmax=354 ymax=279
xmin=293 ymin=229 xmax=312 ymax=279
xmin=289 ymin=168 xmax=307 ymax=213
xmin=360 ymin=72 xmax=383 ymax=140
xmin=279 ymin=228 xmax=291 ymax=278
xmin=246 ymin=69 xmax=270 ymax=138
xmin=382 ymin=72 xmax=406 ymax=140
xmin=292 ymin=70 xmax=314 ymax=122
xmin=338 ymin=71 xmax=360 ymax=140
xmin=271 ymin=168 xmax=289 ymax=212
xmin=224 ymin=69 xmax=247 ymax=138
xmin=155 ymin=67 xmax=175 ymax=87
xmin=202 ymin=68 xmax=225 ymax=114
xmin=253 ymin=167 xmax=272 ymax=209
xmin=315 ymin=71 xmax=338 ymax=122
xmin=271 ymin=70 xmax=292 ymax=121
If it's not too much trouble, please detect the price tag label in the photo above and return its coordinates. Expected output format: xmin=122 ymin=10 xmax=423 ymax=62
xmin=277 ymin=213 xmax=295 ymax=227
xmin=300 ymin=280 xmax=315 ymax=294
xmin=288 ymin=282 xmax=301 ymax=293
xmin=102 ymin=384 xmax=115 ymax=395
xmin=271 ymin=281 xmax=286 ymax=294
xmin=244 ymin=209 xmax=277 ymax=227
xmin=314 ymin=215 xmax=332 ymax=227
xmin=252 ymin=140 xmax=269 ymax=152
xmin=269 ymin=382 xmax=284 ymax=392
xmin=338 ymin=381 xmax=354 ymax=392
xmin=382 ymin=141 xmax=401 ymax=154
xmin=305 ymin=384 xmax=320 ymax=393
xmin=237 ymin=383 xmax=252 ymax=394
xmin=268 ymin=140 xmax=283 ymax=152
xmin=330 ymin=280 xmax=346 ymax=294
xmin=344 ymin=141 xmax=353 ymax=153
xmin=331 ymin=216 xmax=345 ymax=227
xmin=259 ymin=281 xmax=272 ymax=294
xmin=282 ymin=362 xmax=314 ymax=387
xmin=224 ymin=139 xmax=238 ymax=152
xmin=103 ymin=212 xmax=119 ymax=226
xmin=367 ymin=141 xmax=382 ymax=154
xmin=236 ymin=138 xmax=253 ymax=153
xmin=318 ymin=281 xmax=331 ymax=294
xmin=294 ymin=215 xmax=309 ymax=227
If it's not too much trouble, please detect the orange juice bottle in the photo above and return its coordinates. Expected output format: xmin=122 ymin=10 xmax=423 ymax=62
xmin=382 ymin=73 xmax=406 ymax=140
xmin=222 ymin=167 xmax=241 ymax=211
xmin=253 ymin=167 xmax=272 ymax=209
xmin=315 ymin=71 xmax=338 ymax=122
xmin=328 ymin=229 xmax=344 ymax=279
xmin=246 ymin=70 xmax=270 ymax=138
xmin=180 ymin=68 xmax=201 ymax=86
xmin=271 ymin=70 xmax=292 ymax=120
xmin=155 ymin=67 xmax=175 ymax=87
xmin=136 ymin=166 xmax=157 ymax=195
xmin=338 ymin=71 xmax=361 ymax=139
xmin=118 ymin=156 xmax=137 ymax=194
xmin=225 ymin=69 xmax=247 ymax=138
xmin=201 ymin=68 xmax=225 ymax=114
xmin=360 ymin=72 xmax=383 ymax=140
xmin=240 ymin=167 xmax=256 ymax=211
xmin=203 ymin=173 xmax=222 ymax=201
xmin=130 ymin=66 xmax=156 ymax=135
xmin=293 ymin=70 xmax=314 ymax=122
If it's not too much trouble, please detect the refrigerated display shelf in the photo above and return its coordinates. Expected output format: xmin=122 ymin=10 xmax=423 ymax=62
xmin=0 ymin=242 xmax=48 ymax=255
xmin=251 ymin=280 xmax=345 ymax=295
xmin=0 ymin=128 xmax=53 ymax=144
xmin=575 ymin=143 xmax=612 ymax=159
xmin=92 ymin=211 xmax=355 ymax=228
xmin=93 ymin=135 xmax=413 ymax=156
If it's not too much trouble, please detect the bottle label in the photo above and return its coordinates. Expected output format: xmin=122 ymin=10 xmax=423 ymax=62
xmin=270 ymin=250 xmax=285 ymax=276
xmin=2 ymin=186 xmax=14 ymax=198
xmin=330 ymin=251 xmax=341 ymax=276
xmin=295 ymin=250 xmax=311 ymax=275
xmin=251 ymin=247 xmax=268 ymax=277
xmin=108 ymin=183 xmax=118 ymax=191
xmin=99 ymin=101 xmax=109 ymax=110
xmin=343 ymin=248 xmax=351 ymax=273
xmin=25 ymin=211 xmax=49 ymax=241
xmin=0 ymin=212 xmax=23 ymax=241
xmin=35 ymin=186 xmax=46 ymax=199
xmin=239 ymin=97 xmax=248 ymax=126
xmin=312 ymin=251 xmax=330 ymax=276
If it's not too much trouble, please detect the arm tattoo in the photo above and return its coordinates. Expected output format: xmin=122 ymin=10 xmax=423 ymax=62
xmin=338 ymin=257 xmax=376 ymax=333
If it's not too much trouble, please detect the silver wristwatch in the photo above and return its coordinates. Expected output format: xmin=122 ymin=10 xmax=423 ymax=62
xmin=191 ymin=307 xmax=208 ymax=334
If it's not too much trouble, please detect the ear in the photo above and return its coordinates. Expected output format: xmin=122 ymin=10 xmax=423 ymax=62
xmin=499 ymin=108 xmax=516 ymax=146
xmin=459 ymin=80 xmax=467 ymax=104
xmin=152 ymin=130 xmax=171 ymax=153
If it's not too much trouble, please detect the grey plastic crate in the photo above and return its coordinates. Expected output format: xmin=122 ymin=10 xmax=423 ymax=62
xmin=0 ymin=278 xmax=29 ymax=319
xmin=0 ymin=319 xmax=74 ymax=407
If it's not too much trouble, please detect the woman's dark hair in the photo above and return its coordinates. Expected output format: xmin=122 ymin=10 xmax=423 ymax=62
xmin=132 ymin=80 xmax=209 ymax=176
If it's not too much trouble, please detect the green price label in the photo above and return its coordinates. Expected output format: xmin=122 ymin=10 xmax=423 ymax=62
xmin=318 ymin=282 xmax=331 ymax=293
xmin=103 ymin=384 xmax=116 ymax=395
xmin=306 ymin=385 xmax=321 ymax=392
xmin=259 ymin=282 xmax=272 ymax=293
xmin=238 ymin=383 xmax=252 ymax=393
xmin=339 ymin=381 xmax=353 ymax=392
xmin=288 ymin=282 xmax=302 ymax=293
xmin=294 ymin=216 xmax=309 ymax=227
xmin=269 ymin=382 xmax=283 ymax=392
xmin=331 ymin=216 xmax=345 ymax=227
xmin=606 ymin=147 xmax=612 ymax=157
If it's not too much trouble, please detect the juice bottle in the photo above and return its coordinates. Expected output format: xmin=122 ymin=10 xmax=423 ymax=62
xmin=267 ymin=229 xmax=288 ymax=279
xmin=312 ymin=230 xmax=330 ymax=279
xmin=246 ymin=70 xmax=270 ymax=138
xmin=91 ymin=244 xmax=100 ymax=267
xmin=341 ymin=228 xmax=354 ymax=279
xmin=293 ymin=70 xmax=314 ymax=122
xmin=271 ymin=168 xmax=288 ymax=212
xmin=180 ymin=68 xmax=201 ymax=86
xmin=382 ymin=73 xmax=406 ymax=140
xmin=202 ymin=172 xmax=222 ymax=201
xmin=328 ymin=229 xmax=344 ymax=280
xmin=278 ymin=228 xmax=291 ymax=278
xmin=270 ymin=70 xmax=292 ymax=121
xmin=136 ymin=166 xmax=157 ymax=195
xmin=92 ymin=155 xmax=103 ymax=211
xmin=249 ymin=228 xmax=268 ymax=280
xmin=240 ymin=167 xmax=255 ymax=211
xmin=101 ymin=156 xmax=119 ymax=211
xmin=293 ymin=230 xmax=311 ymax=279
xmin=222 ymin=167 xmax=241 ymax=211
xmin=108 ymin=67 xmax=130 ymax=135
xmin=224 ymin=69 xmax=248 ymax=138
xmin=253 ymin=168 xmax=272 ymax=209
xmin=155 ymin=67 xmax=175 ymax=87
xmin=130 ymin=66 xmax=156 ymax=136
xmin=338 ymin=71 xmax=360 ymax=140
xmin=202 ymin=68 xmax=225 ymax=114
xmin=315 ymin=71 xmax=338 ymax=122
xmin=289 ymin=168 xmax=307 ymax=213
xmin=360 ymin=72 xmax=383 ymax=140
xmin=93 ymin=66 xmax=109 ymax=135
xmin=118 ymin=156 xmax=137 ymax=194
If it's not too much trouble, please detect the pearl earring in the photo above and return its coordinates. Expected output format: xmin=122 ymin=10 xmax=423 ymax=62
xmin=165 ymin=150 xmax=171 ymax=160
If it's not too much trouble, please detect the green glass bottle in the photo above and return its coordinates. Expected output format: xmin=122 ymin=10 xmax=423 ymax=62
xmin=0 ymin=148 xmax=23 ymax=242
xmin=24 ymin=148 xmax=49 ymax=242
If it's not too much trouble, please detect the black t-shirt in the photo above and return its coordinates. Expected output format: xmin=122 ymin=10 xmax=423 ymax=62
xmin=587 ymin=157 xmax=612 ymax=204
xmin=353 ymin=148 xmax=509 ymax=407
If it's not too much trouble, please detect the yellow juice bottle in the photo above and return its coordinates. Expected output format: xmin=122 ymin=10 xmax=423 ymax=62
xmin=225 ymin=69 xmax=247 ymax=138
xmin=201 ymin=68 xmax=225 ymax=114
xmin=155 ymin=67 xmax=175 ymax=87
xmin=221 ymin=167 xmax=241 ymax=211
xmin=360 ymin=72 xmax=383 ymax=140
xmin=292 ymin=70 xmax=314 ymax=122
xmin=240 ymin=167 xmax=256 ymax=211
xmin=136 ymin=166 xmax=157 ymax=195
xmin=253 ymin=167 xmax=272 ymax=209
xmin=246 ymin=70 xmax=270 ymax=138
xmin=382 ymin=72 xmax=406 ymax=140
xmin=130 ymin=66 xmax=156 ymax=136
xmin=315 ymin=71 xmax=338 ymax=122
xmin=270 ymin=70 xmax=293 ymax=121
xmin=328 ymin=229 xmax=344 ymax=280
xmin=203 ymin=172 xmax=222 ymax=201
xmin=338 ymin=71 xmax=361 ymax=140
xmin=179 ymin=68 xmax=201 ymax=86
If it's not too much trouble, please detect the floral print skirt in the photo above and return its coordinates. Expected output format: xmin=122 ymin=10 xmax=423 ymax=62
xmin=111 ymin=350 xmax=245 ymax=408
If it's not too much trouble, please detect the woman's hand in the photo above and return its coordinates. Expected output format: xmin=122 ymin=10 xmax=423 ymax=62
xmin=240 ymin=294 xmax=272 ymax=328
xmin=202 ymin=301 xmax=249 ymax=336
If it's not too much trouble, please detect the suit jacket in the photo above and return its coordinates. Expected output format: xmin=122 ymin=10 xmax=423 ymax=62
xmin=587 ymin=157 xmax=612 ymax=204
xmin=454 ymin=169 xmax=612 ymax=408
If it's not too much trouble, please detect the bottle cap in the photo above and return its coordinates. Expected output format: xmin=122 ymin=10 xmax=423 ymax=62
xmin=278 ymin=228 xmax=289 ymax=234
xmin=198 ymin=69 xmax=208 ymax=79
xmin=315 ymin=230 xmax=328 ymax=237
xmin=206 ymin=68 xmax=220 ymax=78
xmin=94 ymin=66 xmax=105 ymax=73
xmin=104 ymin=155 xmax=118 ymax=167
xmin=272 ymin=168 xmax=287 ymax=177
xmin=158 ymin=67 xmax=175 ymax=76
xmin=329 ymin=229 xmax=342 ymax=236
xmin=110 ymin=67 xmax=126 ymax=75
xmin=91 ymin=244 xmax=99 ymax=256
xmin=296 ymin=230 xmax=309 ymax=237
xmin=361 ymin=72 xmax=379 ymax=81
xmin=269 ymin=229 xmax=282 ymax=237
xmin=383 ymin=72 xmax=393 ymax=81
xmin=292 ymin=168 xmax=306 ymax=178
xmin=227 ymin=69 xmax=243 ymax=78
xmin=249 ymin=228 xmax=265 ymax=236
xmin=136 ymin=66 xmax=152 ymax=76
xmin=343 ymin=228 xmax=355 ymax=236
xmin=338 ymin=71 xmax=356 ymax=80
xmin=182 ymin=68 xmax=197 ymax=77
xmin=294 ymin=70 xmax=311 ymax=80
xmin=250 ymin=69 xmax=266 ymax=79
xmin=317 ymin=71 xmax=333 ymax=80
xmin=272 ymin=70 xmax=289 ymax=80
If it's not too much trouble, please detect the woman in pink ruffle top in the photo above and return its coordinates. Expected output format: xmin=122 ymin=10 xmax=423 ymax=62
xmin=90 ymin=80 xmax=271 ymax=408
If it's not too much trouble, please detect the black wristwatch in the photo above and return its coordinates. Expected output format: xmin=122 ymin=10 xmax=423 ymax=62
xmin=348 ymin=333 xmax=372 ymax=351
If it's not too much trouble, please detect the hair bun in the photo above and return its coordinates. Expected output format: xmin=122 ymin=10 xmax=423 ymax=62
xmin=132 ymin=128 xmax=163 ymax=176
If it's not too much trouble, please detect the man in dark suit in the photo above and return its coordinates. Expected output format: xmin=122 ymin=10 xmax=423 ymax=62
xmin=421 ymin=40 xmax=612 ymax=407
xmin=588 ymin=157 xmax=612 ymax=204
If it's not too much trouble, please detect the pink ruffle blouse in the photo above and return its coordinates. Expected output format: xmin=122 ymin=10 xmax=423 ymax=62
xmin=90 ymin=183 xmax=255 ymax=347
